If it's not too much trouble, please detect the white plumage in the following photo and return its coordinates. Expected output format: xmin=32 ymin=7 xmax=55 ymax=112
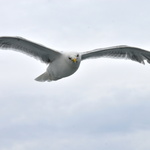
xmin=0 ymin=36 xmax=150 ymax=82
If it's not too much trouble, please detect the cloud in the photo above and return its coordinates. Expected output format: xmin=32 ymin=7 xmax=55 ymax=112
xmin=1 ymin=0 xmax=150 ymax=150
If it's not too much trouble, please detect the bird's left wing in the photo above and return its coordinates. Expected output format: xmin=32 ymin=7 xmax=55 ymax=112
xmin=0 ymin=36 xmax=62 ymax=64
xmin=81 ymin=45 xmax=150 ymax=64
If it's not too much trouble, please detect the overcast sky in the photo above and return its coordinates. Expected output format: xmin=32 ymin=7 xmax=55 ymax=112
xmin=1 ymin=0 xmax=150 ymax=150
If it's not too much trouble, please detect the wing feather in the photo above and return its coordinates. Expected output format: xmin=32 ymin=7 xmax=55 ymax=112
xmin=81 ymin=46 xmax=150 ymax=64
xmin=0 ymin=36 xmax=61 ymax=63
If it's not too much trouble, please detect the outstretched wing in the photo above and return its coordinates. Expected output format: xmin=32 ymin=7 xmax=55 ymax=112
xmin=81 ymin=45 xmax=150 ymax=64
xmin=0 ymin=36 xmax=62 ymax=63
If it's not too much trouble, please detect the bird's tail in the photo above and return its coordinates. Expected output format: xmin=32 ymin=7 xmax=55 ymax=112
xmin=35 ymin=72 xmax=51 ymax=82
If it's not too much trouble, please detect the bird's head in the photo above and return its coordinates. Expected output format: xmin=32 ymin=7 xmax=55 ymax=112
xmin=67 ymin=52 xmax=81 ymax=64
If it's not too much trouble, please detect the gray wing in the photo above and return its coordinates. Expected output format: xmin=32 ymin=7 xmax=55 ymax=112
xmin=0 ymin=36 xmax=62 ymax=63
xmin=81 ymin=45 xmax=150 ymax=64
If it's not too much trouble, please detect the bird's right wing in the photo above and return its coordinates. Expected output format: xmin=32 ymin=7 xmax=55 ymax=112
xmin=0 ymin=36 xmax=62 ymax=64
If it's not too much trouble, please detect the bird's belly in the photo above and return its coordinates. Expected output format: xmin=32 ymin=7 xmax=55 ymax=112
xmin=47 ymin=61 xmax=79 ymax=80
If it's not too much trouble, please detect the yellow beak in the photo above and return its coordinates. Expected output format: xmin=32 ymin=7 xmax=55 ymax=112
xmin=72 ymin=58 xmax=77 ymax=63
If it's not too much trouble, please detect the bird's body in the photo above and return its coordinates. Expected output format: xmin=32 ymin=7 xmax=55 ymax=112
xmin=0 ymin=36 xmax=150 ymax=82
xmin=36 ymin=52 xmax=81 ymax=81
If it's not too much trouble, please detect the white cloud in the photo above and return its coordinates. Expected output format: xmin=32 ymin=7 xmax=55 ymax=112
xmin=1 ymin=0 xmax=150 ymax=149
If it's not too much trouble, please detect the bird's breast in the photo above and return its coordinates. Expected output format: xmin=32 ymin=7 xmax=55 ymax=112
xmin=47 ymin=58 xmax=80 ymax=80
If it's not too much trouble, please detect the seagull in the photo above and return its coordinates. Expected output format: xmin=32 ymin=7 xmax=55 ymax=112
xmin=0 ymin=36 xmax=150 ymax=82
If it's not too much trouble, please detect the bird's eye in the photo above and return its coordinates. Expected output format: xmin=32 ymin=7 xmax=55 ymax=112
xmin=68 ymin=57 xmax=71 ymax=60
xmin=76 ymin=54 xmax=79 ymax=57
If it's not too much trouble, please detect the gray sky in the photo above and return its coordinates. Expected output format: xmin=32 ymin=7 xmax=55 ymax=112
xmin=1 ymin=0 xmax=150 ymax=150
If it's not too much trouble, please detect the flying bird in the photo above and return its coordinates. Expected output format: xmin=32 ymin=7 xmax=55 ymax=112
xmin=0 ymin=36 xmax=150 ymax=82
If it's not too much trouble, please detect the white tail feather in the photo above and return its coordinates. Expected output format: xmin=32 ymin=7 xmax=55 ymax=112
xmin=35 ymin=72 xmax=51 ymax=82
